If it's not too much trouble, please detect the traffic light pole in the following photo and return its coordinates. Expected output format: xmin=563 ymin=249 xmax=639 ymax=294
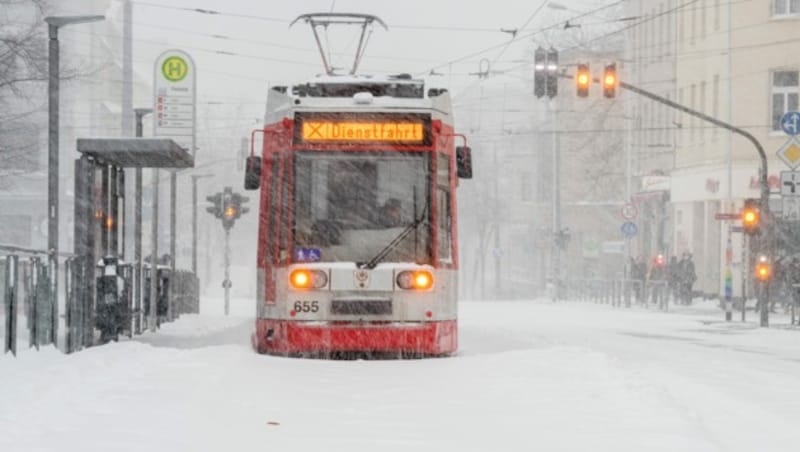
xmin=224 ymin=227 xmax=230 ymax=316
xmin=600 ymin=77 xmax=772 ymax=326
xmin=618 ymin=80 xmax=773 ymax=327
xmin=617 ymin=81 xmax=770 ymax=216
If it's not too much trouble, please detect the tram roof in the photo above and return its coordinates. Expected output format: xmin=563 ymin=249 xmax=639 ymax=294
xmin=265 ymin=73 xmax=453 ymax=124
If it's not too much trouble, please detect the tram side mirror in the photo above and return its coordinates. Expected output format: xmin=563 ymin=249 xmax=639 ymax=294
xmin=456 ymin=146 xmax=473 ymax=179
xmin=244 ymin=156 xmax=262 ymax=190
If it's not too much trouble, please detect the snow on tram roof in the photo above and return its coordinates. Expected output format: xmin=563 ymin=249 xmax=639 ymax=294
xmin=306 ymin=73 xmax=424 ymax=85
xmin=265 ymin=73 xmax=453 ymax=123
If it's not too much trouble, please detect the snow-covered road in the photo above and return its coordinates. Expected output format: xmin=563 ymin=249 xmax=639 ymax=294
xmin=2 ymin=299 xmax=800 ymax=452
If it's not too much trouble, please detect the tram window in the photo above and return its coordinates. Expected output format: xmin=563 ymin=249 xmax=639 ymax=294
xmin=293 ymin=152 xmax=431 ymax=263
xmin=437 ymin=153 xmax=452 ymax=262
xmin=268 ymin=155 xmax=280 ymax=264
xmin=279 ymin=153 xmax=291 ymax=263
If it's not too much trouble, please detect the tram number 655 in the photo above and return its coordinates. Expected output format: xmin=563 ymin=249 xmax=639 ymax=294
xmin=293 ymin=301 xmax=319 ymax=313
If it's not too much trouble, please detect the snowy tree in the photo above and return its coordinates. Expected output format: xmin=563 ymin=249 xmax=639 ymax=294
xmin=0 ymin=0 xmax=51 ymax=181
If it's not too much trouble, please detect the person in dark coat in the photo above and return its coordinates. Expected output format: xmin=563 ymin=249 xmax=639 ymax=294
xmin=679 ymin=253 xmax=696 ymax=305
xmin=631 ymin=256 xmax=646 ymax=304
xmin=666 ymin=256 xmax=680 ymax=304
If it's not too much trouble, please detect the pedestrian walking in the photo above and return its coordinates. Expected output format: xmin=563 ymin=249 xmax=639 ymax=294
xmin=679 ymin=253 xmax=696 ymax=305
xmin=666 ymin=256 xmax=680 ymax=304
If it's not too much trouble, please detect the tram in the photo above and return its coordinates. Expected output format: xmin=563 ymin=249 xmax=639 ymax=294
xmin=244 ymin=13 xmax=471 ymax=357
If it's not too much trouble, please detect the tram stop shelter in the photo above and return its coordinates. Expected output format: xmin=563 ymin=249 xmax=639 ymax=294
xmin=70 ymin=138 xmax=193 ymax=351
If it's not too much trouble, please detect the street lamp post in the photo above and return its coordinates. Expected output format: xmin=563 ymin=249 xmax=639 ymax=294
xmin=191 ymin=174 xmax=213 ymax=275
xmin=44 ymin=15 xmax=104 ymax=348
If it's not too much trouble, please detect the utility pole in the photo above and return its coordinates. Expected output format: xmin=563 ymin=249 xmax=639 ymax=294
xmin=191 ymin=174 xmax=213 ymax=274
xmin=121 ymin=1 xmax=133 ymax=136
xmin=169 ymin=172 xmax=176 ymax=321
xmin=44 ymin=14 xmax=105 ymax=349
xmin=133 ymin=108 xmax=152 ymax=334
xmin=206 ymin=187 xmax=249 ymax=315
xmin=149 ymin=169 xmax=159 ymax=332
xmin=551 ymin=101 xmax=561 ymax=301
xmin=224 ymin=228 xmax=231 ymax=315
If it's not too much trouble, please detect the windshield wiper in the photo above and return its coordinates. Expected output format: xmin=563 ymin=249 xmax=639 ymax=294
xmin=362 ymin=207 xmax=428 ymax=270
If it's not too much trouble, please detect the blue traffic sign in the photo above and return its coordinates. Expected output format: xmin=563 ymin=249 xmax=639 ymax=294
xmin=620 ymin=221 xmax=638 ymax=238
xmin=781 ymin=111 xmax=800 ymax=136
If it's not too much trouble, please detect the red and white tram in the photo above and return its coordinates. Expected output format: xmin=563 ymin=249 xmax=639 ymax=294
xmin=244 ymin=14 xmax=471 ymax=357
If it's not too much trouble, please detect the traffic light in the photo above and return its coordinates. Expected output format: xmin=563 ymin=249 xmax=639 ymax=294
xmin=654 ymin=254 xmax=665 ymax=267
xmin=546 ymin=48 xmax=558 ymax=98
xmin=534 ymin=47 xmax=546 ymax=98
xmin=206 ymin=193 xmax=223 ymax=218
xmin=741 ymin=198 xmax=760 ymax=235
xmin=220 ymin=187 xmax=249 ymax=230
xmin=207 ymin=187 xmax=249 ymax=230
xmin=576 ymin=63 xmax=590 ymax=98
xmin=602 ymin=63 xmax=617 ymax=98
xmin=534 ymin=47 xmax=559 ymax=98
xmin=755 ymin=255 xmax=771 ymax=282
xmin=554 ymin=227 xmax=571 ymax=250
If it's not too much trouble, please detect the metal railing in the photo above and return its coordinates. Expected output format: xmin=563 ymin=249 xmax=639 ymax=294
xmin=3 ymin=247 xmax=200 ymax=357
xmin=567 ymin=278 xmax=672 ymax=311
xmin=1 ymin=251 xmax=57 ymax=356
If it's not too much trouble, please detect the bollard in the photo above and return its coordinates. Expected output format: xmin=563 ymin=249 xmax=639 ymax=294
xmin=4 ymin=255 xmax=19 ymax=355
xmin=64 ymin=258 xmax=73 ymax=353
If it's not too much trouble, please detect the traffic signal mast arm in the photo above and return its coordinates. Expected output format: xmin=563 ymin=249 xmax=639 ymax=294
xmin=557 ymin=73 xmax=770 ymax=216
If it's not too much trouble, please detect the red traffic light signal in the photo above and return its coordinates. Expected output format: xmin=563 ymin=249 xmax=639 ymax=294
xmin=603 ymin=63 xmax=617 ymax=98
xmin=576 ymin=63 xmax=590 ymax=97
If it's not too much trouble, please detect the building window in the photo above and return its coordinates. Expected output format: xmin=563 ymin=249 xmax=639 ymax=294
xmin=772 ymin=70 xmax=799 ymax=131
xmin=774 ymin=0 xmax=800 ymax=16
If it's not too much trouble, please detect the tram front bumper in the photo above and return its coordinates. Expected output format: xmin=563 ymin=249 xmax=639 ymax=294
xmin=253 ymin=319 xmax=457 ymax=356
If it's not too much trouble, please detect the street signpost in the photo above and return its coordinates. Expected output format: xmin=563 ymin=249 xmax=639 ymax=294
xmin=780 ymin=171 xmax=800 ymax=195
xmin=153 ymin=49 xmax=196 ymax=325
xmin=621 ymin=202 xmax=638 ymax=220
xmin=776 ymin=138 xmax=800 ymax=169
xmin=620 ymin=221 xmax=638 ymax=238
xmin=780 ymin=111 xmax=800 ymax=136
xmin=782 ymin=197 xmax=800 ymax=221
xmin=601 ymin=241 xmax=625 ymax=254
xmin=154 ymin=50 xmax=196 ymax=151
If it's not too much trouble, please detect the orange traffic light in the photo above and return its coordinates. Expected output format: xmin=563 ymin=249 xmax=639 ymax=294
xmin=755 ymin=262 xmax=771 ymax=281
xmin=741 ymin=199 xmax=760 ymax=235
xmin=603 ymin=63 xmax=617 ymax=98
xmin=223 ymin=206 xmax=237 ymax=219
xmin=576 ymin=63 xmax=590 ymax=97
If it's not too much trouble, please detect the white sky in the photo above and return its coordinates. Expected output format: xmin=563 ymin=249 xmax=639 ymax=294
xmin=75 ymin=0 xmax=609 ymax=107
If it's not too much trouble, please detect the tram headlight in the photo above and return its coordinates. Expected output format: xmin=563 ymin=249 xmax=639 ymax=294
xmin=396 ymin=270 xmax=434 ymax=290
xmin=289 ymin=269 xmax=328 ymax=290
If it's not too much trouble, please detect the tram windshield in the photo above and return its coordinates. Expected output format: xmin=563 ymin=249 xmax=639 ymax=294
xmin=293 ymin=151 xmax=431 ymax=264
